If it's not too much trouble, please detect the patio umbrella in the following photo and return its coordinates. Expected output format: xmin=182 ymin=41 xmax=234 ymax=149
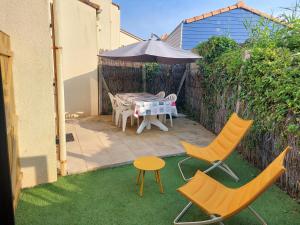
xmin=99 ymin=35 xmax=202 ymax=96
xmin=100 ymin=35 xmax=201 ymax=64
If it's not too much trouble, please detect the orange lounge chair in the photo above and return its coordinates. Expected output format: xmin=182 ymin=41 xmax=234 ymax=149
xmin=178 ymin=113 xmax=253 ymax=181
xmin=174 ymin=146 xmax=291 ymax=225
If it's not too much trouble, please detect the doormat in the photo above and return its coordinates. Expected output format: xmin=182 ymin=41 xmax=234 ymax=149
xmin=56 ymin=133 xmax=74 ymax=144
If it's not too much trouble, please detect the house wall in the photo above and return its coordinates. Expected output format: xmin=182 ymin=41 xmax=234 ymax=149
xmin=165 ymin=23 xmax=182 ymax=48
xmin=120 ymin=30 xmax=142 ymax=47
xmin=93 ymin=0 xmax=121 ymax=51
xmin=182 ymin=8 xmax=278 ymax=50
xmin=110 ymin=3 xmax=121 ymax=50
xmin=58 ymin=0 xmax=98 ymax=117
xmin=0 ymin=0 xmax=57 ymax=187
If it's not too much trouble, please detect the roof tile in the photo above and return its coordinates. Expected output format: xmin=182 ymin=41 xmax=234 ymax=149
xmin=184 ymin=1 xmax=280 ymax=24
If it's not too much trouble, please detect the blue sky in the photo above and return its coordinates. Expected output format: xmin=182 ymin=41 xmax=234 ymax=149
xmin=113 ymin=0 xmax=297 ymax=39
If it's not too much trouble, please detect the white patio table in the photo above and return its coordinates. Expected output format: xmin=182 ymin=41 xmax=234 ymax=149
xmin=116 ymin=92 xmax=177 ymax=134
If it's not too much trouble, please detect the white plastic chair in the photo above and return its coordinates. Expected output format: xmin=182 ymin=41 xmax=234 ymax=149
xmin=155 ymin=91 xmax=166 ymax=98
xmin=164 ymin=93 xmax=177 ymax=127
xmin=115 ymin=97 xmax=139 ymax=132
xmin=108 ymin=92 xmax=117 ymax=122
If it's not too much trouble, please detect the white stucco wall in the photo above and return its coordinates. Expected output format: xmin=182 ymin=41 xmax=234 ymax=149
xmin=93 ymin=0 xmax=120 ymax=51
xmin=110 ymin=3 xmax=121 ymax=50
xmin=58 ymin=0 xmax=98 ymax=117
xmin=0 ymin=0 xmax=57 ymax=187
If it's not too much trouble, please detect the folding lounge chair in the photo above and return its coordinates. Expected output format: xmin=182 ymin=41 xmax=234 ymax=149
xmin=178 ymin=113 xmax=253 ymax=182
xmin=174 ymin=146 xmax=291 ymax=225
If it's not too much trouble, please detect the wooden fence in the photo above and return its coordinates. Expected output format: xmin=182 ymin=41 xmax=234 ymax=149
xmin=0 ymin=31 xmax=22 ymax=209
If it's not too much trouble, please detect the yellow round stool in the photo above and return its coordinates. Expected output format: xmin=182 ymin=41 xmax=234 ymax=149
xmin=133 ymin=156 xmax=165 ymax=197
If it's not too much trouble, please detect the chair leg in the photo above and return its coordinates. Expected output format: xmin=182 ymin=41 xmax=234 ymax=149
xmin=122 ymin=114 xmax=128 ymax=132
xmin=203 ymin=161 xmax=223 ymax=174
xmin=157 ymin=170 xmax=164 ymax=193
xmin=112 ymin=110 xmax=115 ymax=122
xmin=178 ymin=157 xmax=193 ymax=181
xmin=174 ymin=202 xmax=224 ymax=225
xmin=248 ymin=206 xmax=267 ymax=225
xmin=115 ymin=110 xmax=120 ymax=126
xmin=217 ymin=162 xmax=239 ymax=182
xmin=139 ymin=170 xmax=145 ymax=197
xmin=131 ymin=115 xmax=134 ymax=127
xmin=169 ymin=114 xmax=173 ymax=127
xmin=136 ymin=170 xmax=141 ymax=185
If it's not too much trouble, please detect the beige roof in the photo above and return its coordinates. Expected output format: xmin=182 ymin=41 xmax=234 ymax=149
xmin=78 ymin=0 xmax=100 ymax=10
xmin=121 ymin=29 xmax=144 ymax=41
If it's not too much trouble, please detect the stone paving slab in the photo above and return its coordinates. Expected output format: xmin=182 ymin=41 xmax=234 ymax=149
xmin=65 ymin=115 xmax=215 ymax=175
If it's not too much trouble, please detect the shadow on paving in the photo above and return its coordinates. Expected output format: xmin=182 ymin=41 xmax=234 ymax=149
xmin=16 ymin=153 xmax=300 ymax=225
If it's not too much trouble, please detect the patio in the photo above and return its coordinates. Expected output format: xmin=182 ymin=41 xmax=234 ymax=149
xmin=65 ymin=115 xmax=215 ymax=174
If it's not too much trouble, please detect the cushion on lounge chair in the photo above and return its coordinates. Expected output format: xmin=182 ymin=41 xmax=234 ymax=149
xmin=177 ymin=146 xmax=291 ymax=219
xmin=181 ymin=113 xmax=253 ymax=163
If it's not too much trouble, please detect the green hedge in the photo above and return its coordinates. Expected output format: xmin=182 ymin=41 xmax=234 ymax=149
xmin=195 ymin=24 xmax=300 ymax=138
xmin=192 ymin=12 xmax=300 ymax=198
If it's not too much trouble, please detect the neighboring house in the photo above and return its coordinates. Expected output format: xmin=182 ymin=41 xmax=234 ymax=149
xmin=120 ymin=29 xmax=144 ymax=47
xmin=164 ymin=1 xmax=280 ymax=50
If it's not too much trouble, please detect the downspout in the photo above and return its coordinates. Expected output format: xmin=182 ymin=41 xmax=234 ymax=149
xmin=53 ymin=0 xmax=67 ymax=176
xmin=96 ymin=8 xmax=102 ymax=115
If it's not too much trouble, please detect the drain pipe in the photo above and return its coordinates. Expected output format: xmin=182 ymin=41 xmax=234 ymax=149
xmin=96 ymin=8 xmax=102 ymax=114
xmin=53 ymin=0 xmax=67 ymax=176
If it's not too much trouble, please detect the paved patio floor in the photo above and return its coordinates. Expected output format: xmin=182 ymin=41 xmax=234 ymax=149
xmin=65 ymin=115 xmax=215 ymax=174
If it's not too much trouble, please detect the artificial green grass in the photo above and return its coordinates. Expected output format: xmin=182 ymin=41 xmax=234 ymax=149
xmin=16 ymin=153 xmax=300 ymax=225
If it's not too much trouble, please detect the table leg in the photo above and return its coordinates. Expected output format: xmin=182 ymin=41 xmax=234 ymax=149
xmin=136 ymin=170 xmax=141 ymax=185
xmin=140 ymin=170 xmax=145 ymax=197
xmin=154 ymin=171 xmax=159 ymax=183
xmin=137 ymin=115 xmax=168 ymax=134
xmin=150 ymin=118 xmax=168 ymax=132
xmin=157 ymin=170 xmax=164 ymax=193
xmin=146 ymin=121 xmax=151 ymax=130
xmin=136 ymin=119 xmax=149 ymax=134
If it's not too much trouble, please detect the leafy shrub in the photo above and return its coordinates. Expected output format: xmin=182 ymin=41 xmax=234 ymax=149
xmin=144 ymin=63 xmax=160 ymax=81
xmin=196 ymin=36 xmax=239 ymax=64
xmin=194 ymin=15 xmax=300 ymax=136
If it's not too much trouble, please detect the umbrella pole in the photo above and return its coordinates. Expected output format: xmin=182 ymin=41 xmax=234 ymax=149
xmin=176 ymin=64 xmax=190 ymax=97
xmin=142 ymin=65 xmax=146 ymax=92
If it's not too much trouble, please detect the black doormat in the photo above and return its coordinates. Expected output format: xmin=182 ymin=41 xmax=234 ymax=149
xmin=66 ymin=133 xmax=75 ymax=142
xmin=56 ymin=133 xmax=74 ymax=144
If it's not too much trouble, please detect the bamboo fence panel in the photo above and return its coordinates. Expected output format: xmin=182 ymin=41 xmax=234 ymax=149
xmin=146 ymin=64 xmax=186 ymax=110
xmin=100 ymin=58 xmax=143 ymax=114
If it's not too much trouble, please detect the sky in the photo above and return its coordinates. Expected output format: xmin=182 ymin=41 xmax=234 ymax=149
xmin=113 ymin=0 xmax=298 ymax=39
